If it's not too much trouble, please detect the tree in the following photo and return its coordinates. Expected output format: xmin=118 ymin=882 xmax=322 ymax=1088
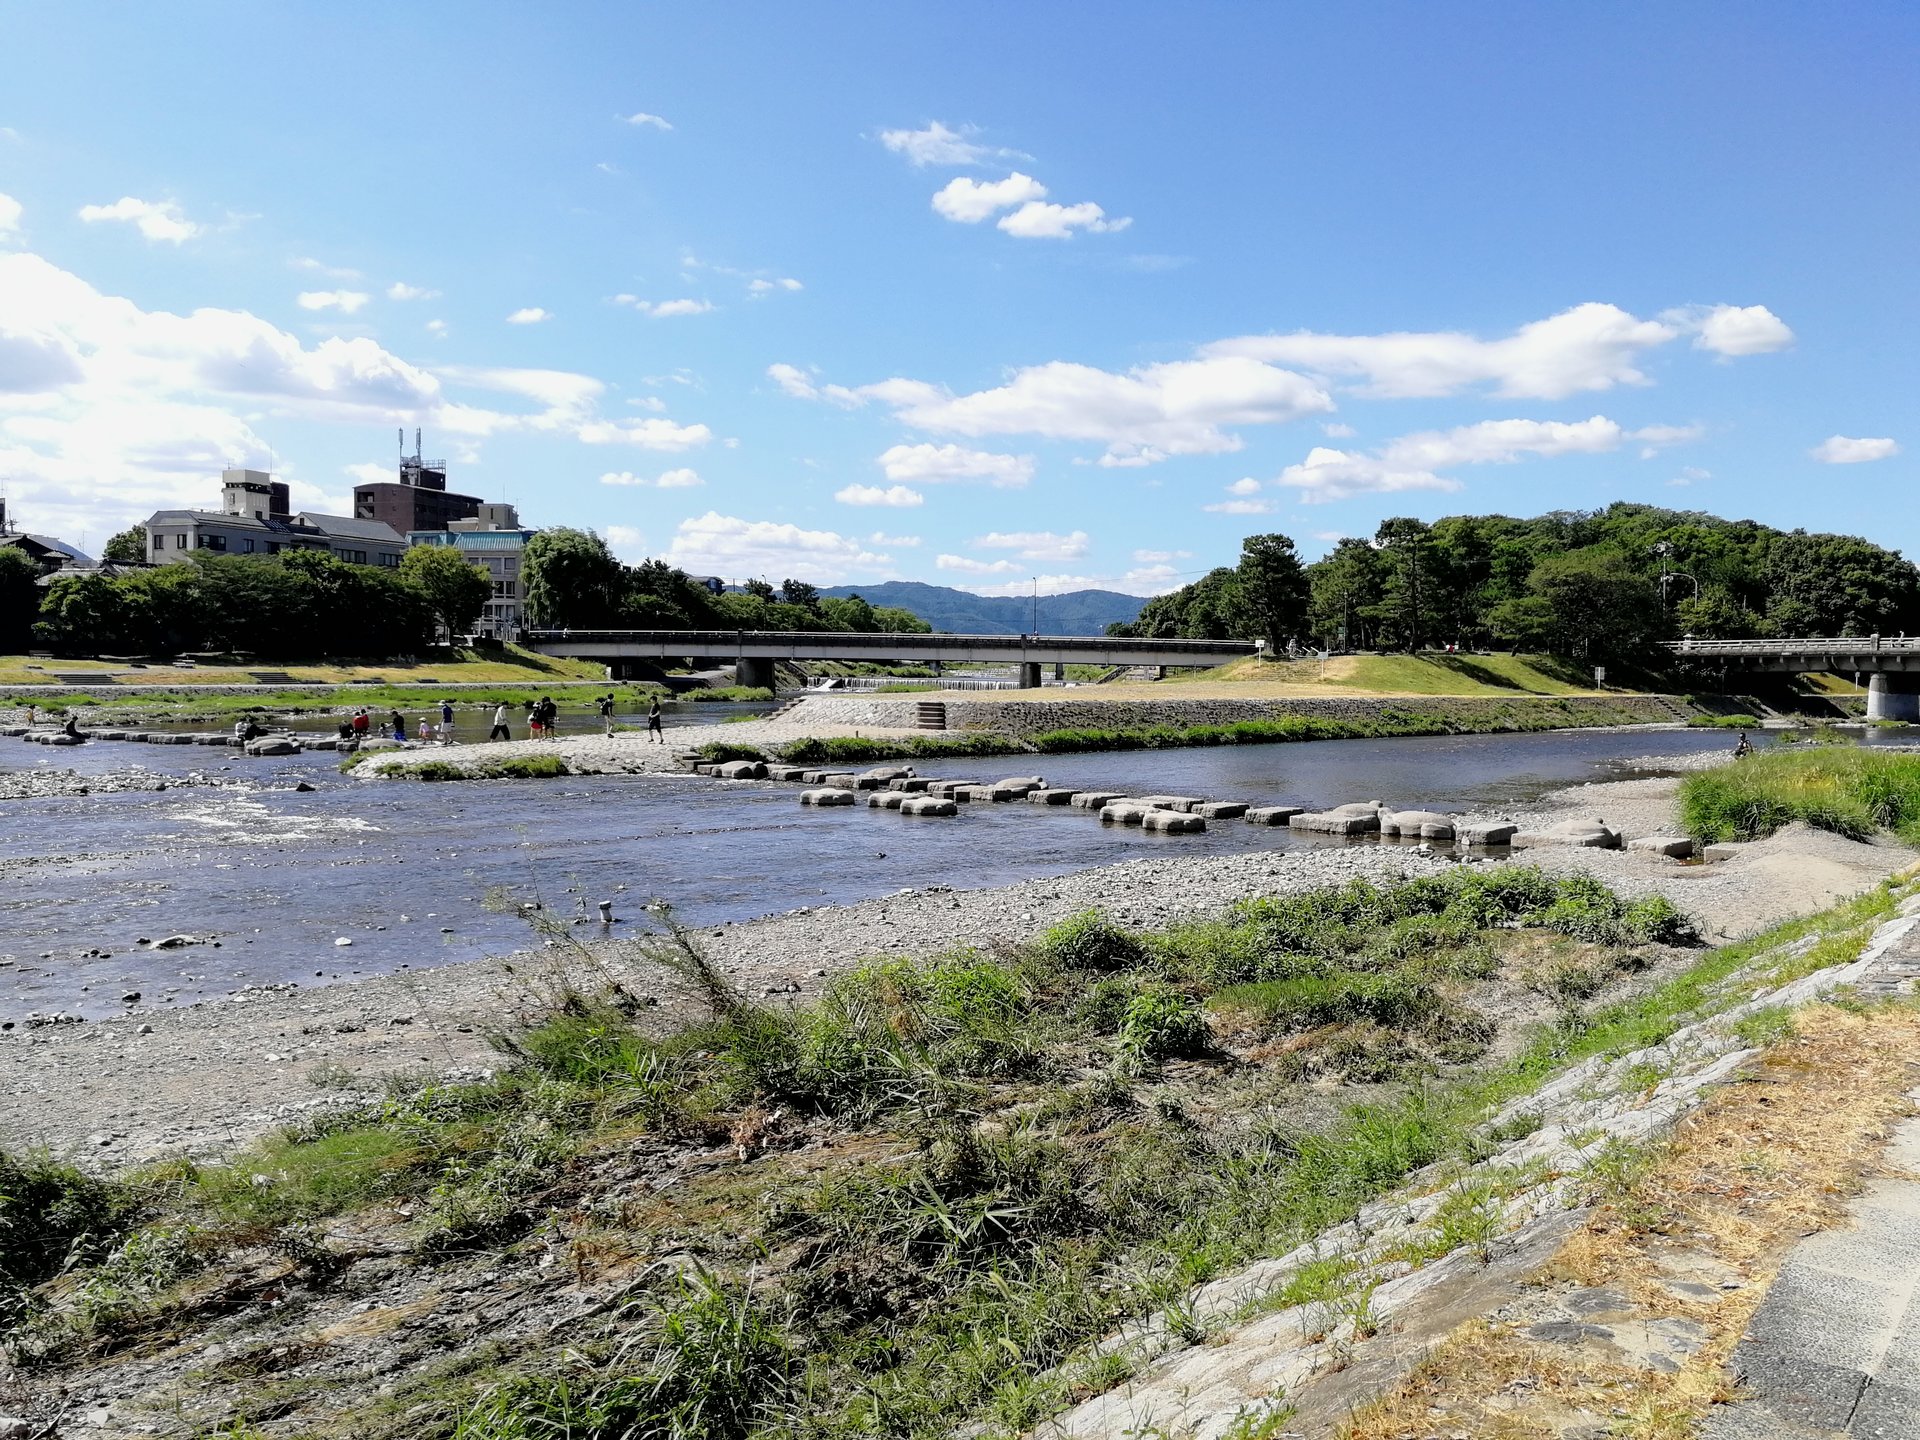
xmin=1235 ymin=533 xmax=1308 ymax=649
xmin=101 ymin=526 xmax=149 ymax=566
xmin=400 ymin=545 xmax=495 ymax=640
xmin=741 ymin=577 xmax=777 ymax=602
xmin=522 ymin=529 xmax=624 ymax=628
xmin=779 ymin=578 xmax=821 ymax=611
xmin=1527 ymin=552 xmax=1661 ymax=664
xmin=1308 ymin=539 xmax=1386 ymax=649
xmin=0 ymin=547 xmax=44 ymax=653
xmin=1373 ymin=517 xmax=1436 ymax=651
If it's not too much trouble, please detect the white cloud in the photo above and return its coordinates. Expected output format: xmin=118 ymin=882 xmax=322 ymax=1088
xmin=344 ymin=461 xmax=392 ymax=484
xmin=386 ymin=281 xmax=439 ymax=301
xmin=876 ymin=442 xmax=1033 ymax=488
xmin=1203 ymin=498 xmax=1276 ymax=514
xmin=936 ymin=554 xmax=1020 ymax=575
xmin=1206 ymin=302 xmax=1682 ymax=401
xmin=765 ymin=362 xmax=862 ymax=408
xmin=966 ymin=573 xmax=1104 ymax=597
xmin=425 ymin=319 xmax=448 ymax=336
xmin=1672 ymin=303 xmax=1795 ymax=357
xmin=997 ymin=200 xmax=1130 ymax=239
xmin=664 ymin=512 xmax=894 ymax=584
xmin=599 ymin=467 xmax=702 ymax=488
xmin=1322 ymin=422 xmax=1355 ymax=438
xmin=869 ymin=531 xmax=921 ymax=547
xmin=604 ymin=525 xmax=649 ymax=561
xmin=974 ymin=529 xmax=1089 ymax=562
xmin=296 ymin=289 xmax=370 ymax=314
xmin=1380 ymin=415 xmax=1633 ymax=469
xmin=1811 ymin=435 xmax=1900 ymax=464
xmin=1132 ymin=548 xmax=1192 ymax=564
xmin=878 ymin=121 xmax=1020 ymax=167
xmin=622 ymin=111 xmax=673 ymax=130
xmin=291 ymin=256 xmax=360 ymax=280
xmin=1274 ymin=448 xmax=1461 ymax=504
xmin=1121 ymin=562 xmax=1182 ymax=592
xmin=77 ymin=196 xmax=202 ymax=243
xmin=858 ymin=355 xmax=1332 ymax=465
xmin=649 ymin=298 xmax=712 ymax=318
xmin=506 ymin=307 xmax=550 ymax=324
xmin=747 ymin=277 xmax=803 ymax=295
xmin=0 ymin=192 xmax=19 ymax=238
xmin=576 ymin=418 xmax=713 ymax=451
xmin=932 ymin=172 xmax=1049 ymax=223
xmin=834 ymin=483 xmax=924 ymax=507
xmin=1225 ymin=477 xmax=1262 ymax=496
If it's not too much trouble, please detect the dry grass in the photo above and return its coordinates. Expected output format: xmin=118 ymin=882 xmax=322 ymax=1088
xmin=1340 ymin=1003 xmax=1920 ymax=1440
xmin=0 ymin=644 xmax=605 ymax=688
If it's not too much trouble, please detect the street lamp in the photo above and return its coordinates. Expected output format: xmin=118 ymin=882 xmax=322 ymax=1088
xmin=1651 ymin=542 xmax=1701 ymax=603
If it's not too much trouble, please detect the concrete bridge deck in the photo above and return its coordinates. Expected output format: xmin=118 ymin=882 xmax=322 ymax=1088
xmin=1663 ymin=637 xmax=1920 ymax=720
xmin=523 ymin=629 xmax=1257 ymax=689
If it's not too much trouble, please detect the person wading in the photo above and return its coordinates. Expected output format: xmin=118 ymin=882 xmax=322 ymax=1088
xmin=599 ymin=693 xmax=617 ymax=737
xmin=488 ymin=702 xmax=511 ymax=742
xmin=646 ymin=695 xmax=664 ymax=744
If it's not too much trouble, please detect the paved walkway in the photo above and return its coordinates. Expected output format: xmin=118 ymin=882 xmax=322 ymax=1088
xmin=1703 ymin=915 xmax=1920 ymax=1438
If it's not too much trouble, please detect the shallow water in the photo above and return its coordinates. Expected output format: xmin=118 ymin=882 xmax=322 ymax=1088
xmin=0 ymin=722 xmax=1862 ymax=1018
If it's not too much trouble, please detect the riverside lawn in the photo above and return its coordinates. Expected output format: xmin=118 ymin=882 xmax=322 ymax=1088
xmin=19 ymin=860 xmax=1905 ymax=1440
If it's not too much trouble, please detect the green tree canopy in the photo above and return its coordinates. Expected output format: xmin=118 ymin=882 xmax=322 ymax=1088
xmin=399 ymin=545 xmax=495 ymax=639
xmin=100 ymin=526 xmax=149 ymax=566
xmin=1236 ymin=533 xmax=1309 ymax=650
xmin=522 ymin=529 xmax=623 ymax=629
xmin=0 ymin=547 xmax=49 ymax=652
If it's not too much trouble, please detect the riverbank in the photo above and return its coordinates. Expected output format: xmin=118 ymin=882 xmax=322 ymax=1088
xmin=5 ymin=748 xmax=1911 ymax=1165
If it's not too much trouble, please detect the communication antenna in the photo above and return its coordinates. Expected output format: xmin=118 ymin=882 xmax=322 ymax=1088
xmin=398 ymin=427 xmax=406 ymax=458
xmin=414 ymin=427 xmax=423 ymax=462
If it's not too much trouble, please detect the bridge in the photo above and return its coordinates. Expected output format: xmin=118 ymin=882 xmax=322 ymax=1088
xmin=1664 ymin=637 xmax=1920 ymax=720
xmin=522 ymin=629 xmax=1257 ymax=689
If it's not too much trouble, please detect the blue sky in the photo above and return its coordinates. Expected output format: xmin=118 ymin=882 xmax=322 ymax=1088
xmin=0 ymin=2 xmax=1914 ymax=593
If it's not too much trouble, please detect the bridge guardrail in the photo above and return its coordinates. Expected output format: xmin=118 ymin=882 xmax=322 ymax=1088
xmin=1663 ymin=637 xmax=1920 ymax=655
xmin=522 ymin=629 xmax=1257 ymax=655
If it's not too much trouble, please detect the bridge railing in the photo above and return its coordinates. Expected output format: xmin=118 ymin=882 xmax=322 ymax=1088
xmin=1663 ymin=637 xmax=1920 ymax=655
xmin=522 ymin=628 xmax=1256 ymax=655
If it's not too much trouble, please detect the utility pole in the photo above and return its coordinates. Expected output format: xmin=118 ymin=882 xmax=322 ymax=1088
xmin=1031 ymin=576 xmax=1038 ymax=635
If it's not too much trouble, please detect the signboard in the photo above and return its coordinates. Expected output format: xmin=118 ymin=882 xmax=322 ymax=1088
xmin=1594 ymin=666 xmax=1607 ymax=687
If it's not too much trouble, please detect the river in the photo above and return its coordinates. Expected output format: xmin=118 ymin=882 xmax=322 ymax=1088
xmin=0 ymin=720 xmax=1848 ymax=1021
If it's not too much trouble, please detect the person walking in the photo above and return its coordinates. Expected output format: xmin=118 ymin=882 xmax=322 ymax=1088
xmin=440 ymin=700 xmax=456 ymax=744
xmin=598 ymin=693 xmax=617 ymax=737
xmin=538 ymin=695 xmax=558 ymax=740
xmin=646 ymin=695 xmax=664 ymax=744
xmin=488 ymin=702 xmax=511 ymax=742
xmin=351 ymin=708 xmax=370 ymax=741
xmin=526 ymin=699 xmax=542 ymax=742
xmin=389 ymin=711 xmax=406 ymax=742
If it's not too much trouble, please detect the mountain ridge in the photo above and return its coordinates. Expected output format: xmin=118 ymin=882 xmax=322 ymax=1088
xmin=817 ymin=580 xmax=1146 ymax=635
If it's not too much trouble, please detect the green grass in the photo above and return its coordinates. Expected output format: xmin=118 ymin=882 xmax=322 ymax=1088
xmin=1678 ymin=746 xmax=1920 ymax=844
xmin=1686 ymin=712 xmax=1761 ymax=729
xmin=18 ymin=870 xmax=1911 ymax=1440
xmin=687 ymin=686 xmax=775 ymax=702
xmin=392 ymin=754 xmax=571 ymax=782
xmin=776 ymin=732 xmax=1021 ymax=764
xmin=1162 ymin=651 xmax=1609 ymax=696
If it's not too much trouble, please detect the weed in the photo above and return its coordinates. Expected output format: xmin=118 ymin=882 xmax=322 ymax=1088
xmin=1117 ymin=986 xmax=1211 ymax=1065
xmin=1039 ymin=910 xmax=1148 ymax=973
xmin=1680 ymin=746 xmax=1920 ymax=844
xmin=1730 ymin=1005 xmax=1798 ymax=1049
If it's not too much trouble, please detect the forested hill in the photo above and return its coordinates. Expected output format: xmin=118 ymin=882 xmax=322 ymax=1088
xmin=816 ymin=581 xmax=1146 ymax=635
xmin=1118 ymin=503 xmax=1920 ymax=665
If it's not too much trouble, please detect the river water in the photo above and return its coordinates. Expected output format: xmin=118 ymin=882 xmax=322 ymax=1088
xmin=0 ymin=720 xmax=1838 ymax=1020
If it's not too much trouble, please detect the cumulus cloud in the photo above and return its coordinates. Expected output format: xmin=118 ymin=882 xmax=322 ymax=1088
xmin=869 ymin=531 xmax=921 ymax=547
xmin=1207 ymin=303 xmax=1684 ymax=401
xmin=936 ymin=554 xmax=1020 ymax=575
xmin=604 ymin=525 xmax=649 ymax=561
xmin=834 ymin=483 xmax=924 ymax=507
xmin=614 ymin=295 xmax=713 ymax=318
xmin=622 ymin=111 xmax=673 ymax=130
xmin=746 ymin=277 xmax=803 ymax=295
xmin=1672 ymin=303 xmax=1795 ymax=357
xmin=343 ymin=461 xmax=392 ymax=484
xmin=857 ymin=355 xmax=1332 ymax=465
xmin=505 ymin=307 xmax=550 ymax=324
xmin=878 ymin=121 xmax=1021 ymax=167
xmin=291 ymin=257 xmax=361 ymax=280
xmin=997 ymin=200 xmax=1129 ymax=238
xmin=1274 ymin=448 xmax=1461 ymax=504
xmin=974 ymin=530 xmax=1090 ymax=562
xmin=765 ymin=362 xmax=862 ymax=407
xmin=575 ymin=418 xmax=713 ymax=450
xmin=599 ymin=467 xmax=702 ymax=488
xmin=296 ymin=289 xmax=370 ymax=314
xmin=1225 ymin=477 xmax=1262 ymax=496
xmin=1811 ymin=435 xmax=1900 ymax=464
xmin=1121 ymin=562 xmax=1184 ymax=592
xmin=1132 ymin=548 xmax=1192 ymax=564
xmin=876 ymin=442 xmax=1033 ymax=487
xmin=1203 ymin=498 xmax=1276 ymax=514
xmin=932 ymin=173 xmax=1049 ymax=223
xmin=77 ymin=196 xmax=202 ymax=243
xmin=386 ymin=281 xmax=439 ymax=301
xmin=0 ymin=192 xmax=19 ymax=237
xmin=965 ymin=573 xmax=1105 ymax=597
xmin=664 ymin=512 xmax=894 ymax=584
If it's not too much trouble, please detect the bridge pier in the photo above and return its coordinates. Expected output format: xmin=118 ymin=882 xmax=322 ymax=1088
xmin=736 ymin=656 xmax=777 ymax=692
xmin=1018 ymin=662 xmax=1043 ymax=689
xmin=1866 ymin=672 xmax=1920 ymax=723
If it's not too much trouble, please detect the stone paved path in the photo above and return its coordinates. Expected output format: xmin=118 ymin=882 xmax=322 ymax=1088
xmin=1702 ymin=915 xmax=1920 ymax=1438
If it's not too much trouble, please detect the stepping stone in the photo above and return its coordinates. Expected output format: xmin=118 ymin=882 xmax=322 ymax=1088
xmin=1134 ymin=794 xmax=1205 ymax=812
xmin=800 ymin=789 xmax=856 ymax=807
xmin=1101 ymin=803 xmax=1150 ymax=826
xmin=860 ymin=766 xmax=915 ymax=782
xmin=887 ymin=777 xmax=933 ymax=792
xmin=711 ymin=760 xmax=767 ymax=780
xmin=899 ymin=797 xmax=959 ymax=817
xmin=868 ymin=791 xmax=908 ymax=809
xmin=1630 ymin=834 xmax=1696 ymax=858
xmin=1290 ymin=802 xmax=1385 ymax=835
xmin=1142 ymin=810 xmax=1206 ymax=834
xmin=765 ymin=765 xmax=810 ymax=782
xmin=1245 ymin=805 xmax=1307 ymax=826
xmin=822 ymin=774 xmax=861 ymax=790
xmin=1703 ymin=842 xmax=1746 ymax=861
xmin=1196 ymin=801 xmax=1249 ymax=821
xmin=1069 ymin=791 xmax=1128 ymax=810
xmin=1513 ymin=817 xmax=1622 ymax=850
xmin=1380 ymin=808 xmax=1456 ymax=840
xmin=1027 ymin=788 xmax=1078 ymax=805
xmin=1463 ymin=821 xmax=1520 ymax=845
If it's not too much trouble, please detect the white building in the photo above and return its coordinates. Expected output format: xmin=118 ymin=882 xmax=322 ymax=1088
xmin=408 ymin=503 xmax=534 ymax=637
xmin=144 ymin=470 xmax=406 ymax=568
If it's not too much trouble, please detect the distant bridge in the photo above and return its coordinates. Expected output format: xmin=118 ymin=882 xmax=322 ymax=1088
xmin=522 ymin=629 xmax=1257 ymax=689
xmin=1664 ymin=637 xmax=1920 ymax=720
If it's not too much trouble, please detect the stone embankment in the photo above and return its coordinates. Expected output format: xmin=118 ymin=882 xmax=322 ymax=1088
xmin=776 ymin=690 xmax=1690 ymax=737
xmin=1036 ymin=877 xmax=1920 ymax=1439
